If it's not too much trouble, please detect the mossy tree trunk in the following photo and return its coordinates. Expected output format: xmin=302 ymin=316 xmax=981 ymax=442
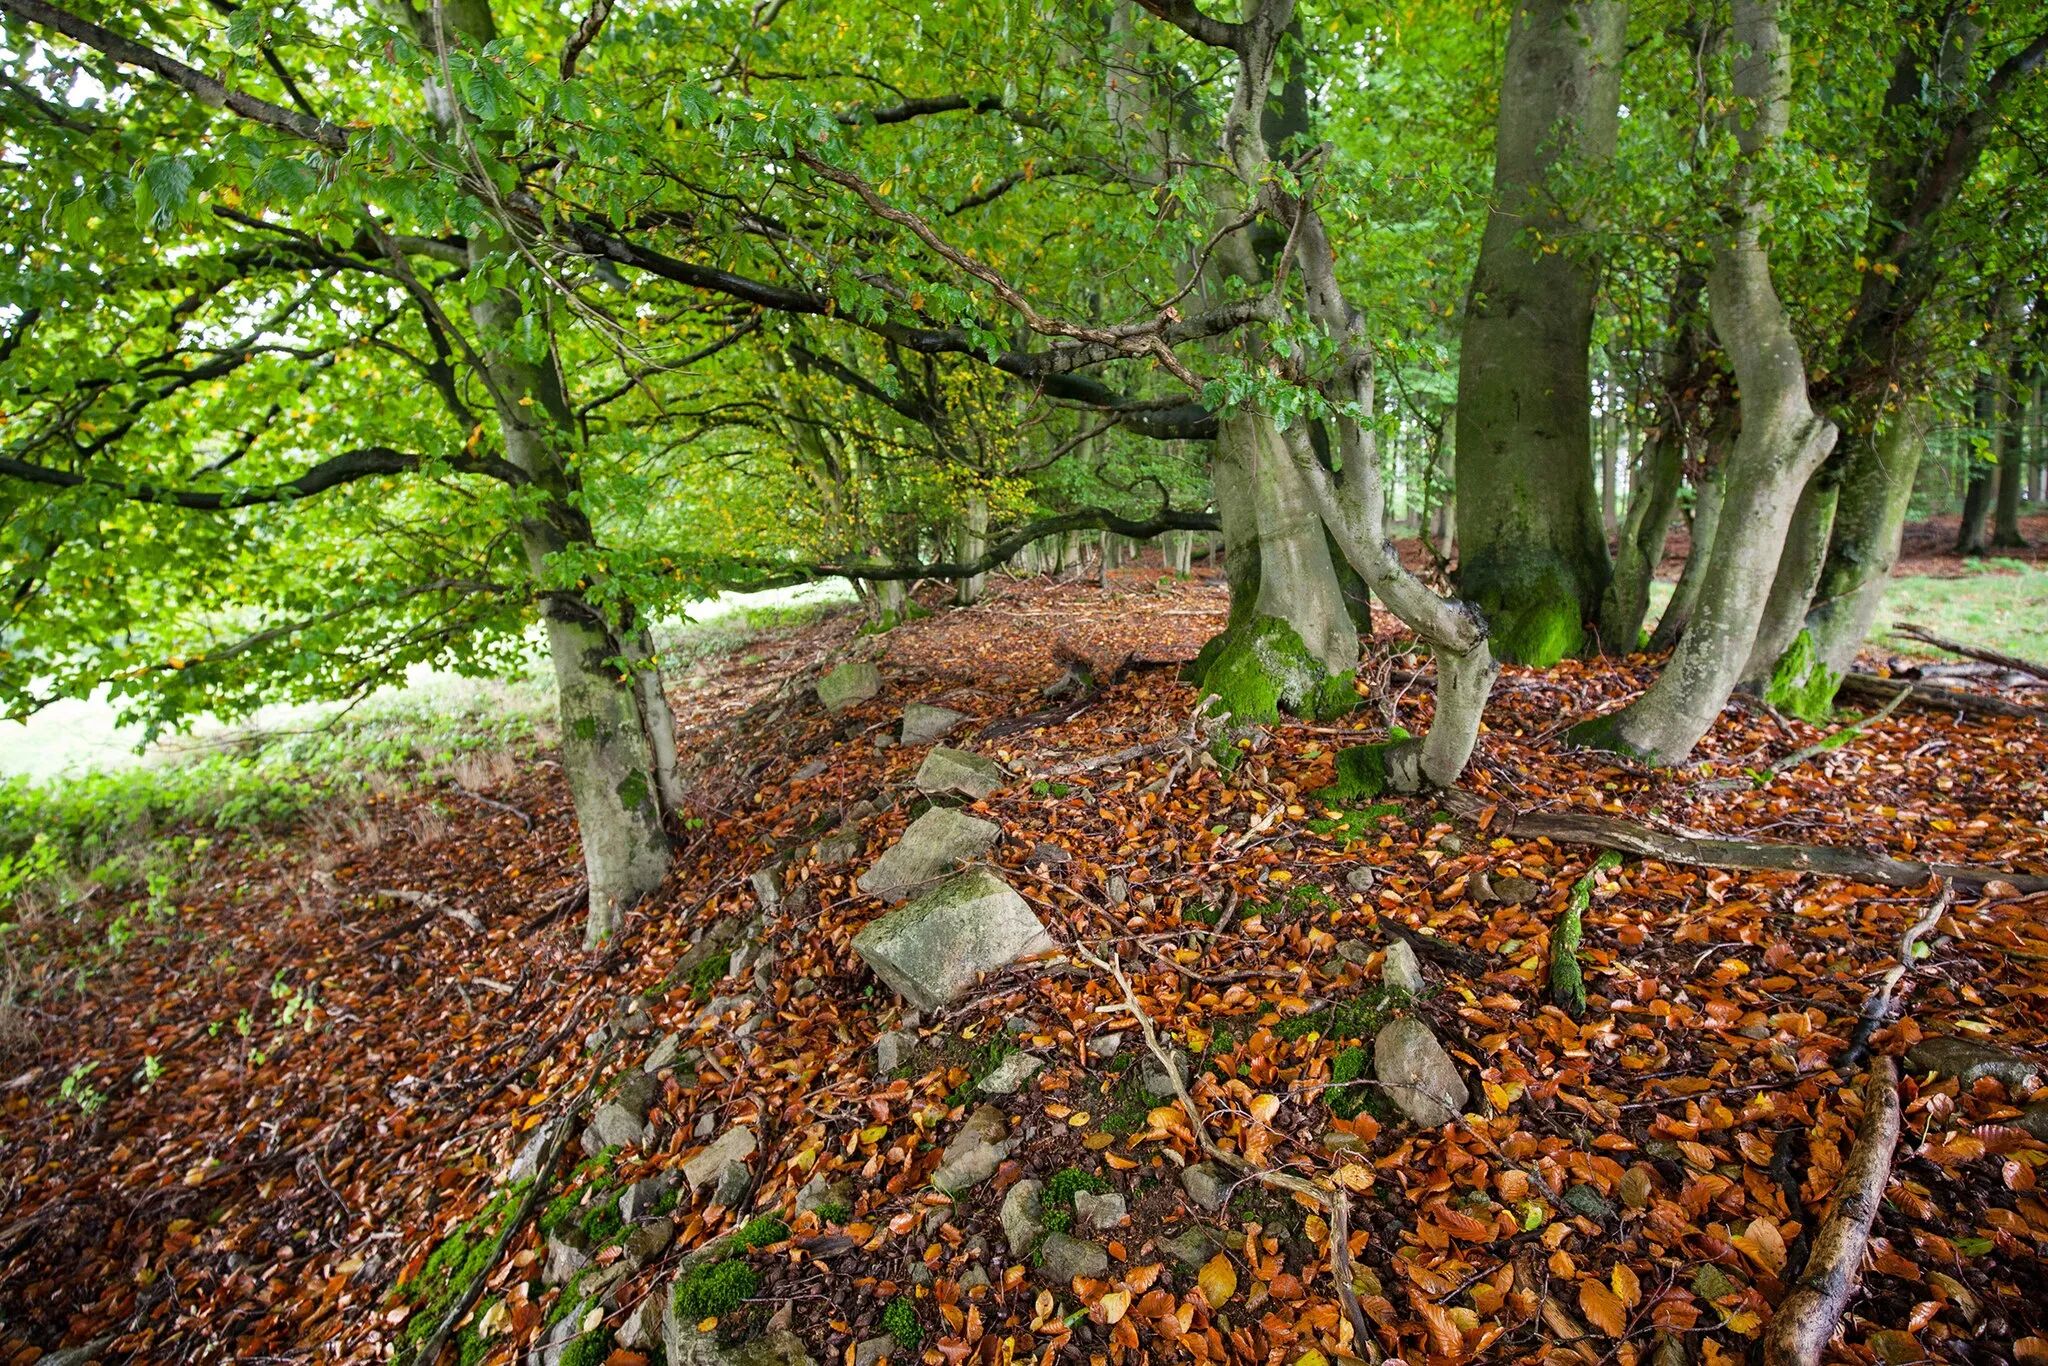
xmin=1453 ymin=0 xmax=1626 ymax=665
xmin=1803 ymin=400 xmax=1927 ymax=675
xmin=1568 ymin=0 xmax=1838 ymax=764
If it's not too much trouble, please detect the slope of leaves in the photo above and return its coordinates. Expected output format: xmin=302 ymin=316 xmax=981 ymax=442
xmin=2 ymin=560 xmax=2046 ymax=1365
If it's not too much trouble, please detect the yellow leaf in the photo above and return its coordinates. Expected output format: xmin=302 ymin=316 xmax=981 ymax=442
xmin=1084 ymin=1133 xmax=1114 ymax=1150
xmin=1068 ymin=1111 xmax=1091 ymax=1127
xmin=1334 ymin=1162 xmax=1373 ymax=1193
xmin=1249 ymin=1093 xmax=1281 ymax=1125
xmin=1099 ymin=1289 xmax=1131 ymax=1325
xmin=1197 ymin=1253 xmax=1238 ymax=1307
xmin=1579 ymin=1278 xmax=1627 ymax=1337
xmin=860 ymin=1125 xmax=889 ymax=1144
xmin=1611 ymin=1262 xmax=1642 ymax=1309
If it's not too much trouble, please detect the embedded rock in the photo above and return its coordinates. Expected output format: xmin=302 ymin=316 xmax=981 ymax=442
xmin=853 ymin=868 xmax=1055 ymax=1011
xmin=931 ymin=1103 xmax=1011 ymax=1193
xmin=619 ymin=1172 xmax=677 ymax=1222
xmin=1073 ymin=1190 xmax=1126 ymax=1230
xmin=914 ymin=747 xmax=1009 ymax=801
xmin=874 ymin=1029 xmax=918 ymax=1075
xmin=903 ymin=703 xmax=970 ymax=746
xmin=1381 ymin=940 xmax=1427 ymax=995
xmin=543 ymin=1232 xmax=590 ymax=1285
xmin=1181 ymin=1162 xmax=1231 ymax=1212
xmin=856 ymin=808 xmax=1001 ymax=905
xmin=1039 ymin=1233 xmax=1109 ymax=1284
xmin=1904 ymin=1037 xmax=2044 ymax=1093
xmin=818 ymin=661 xmax=882 ymax=713
xmin=977 ymin=1052 xmax=1046 ymax=1095
xmin=1372 ymin=1019 xmax=1468 ymax=1127
xmin=1000 ymin=1178 xmax=1045 ymax=1256
xmin=682 ymin=1125 xmax=757 ymax=1192
xmin=712 ymin=1159 xmax=753 ymax=1210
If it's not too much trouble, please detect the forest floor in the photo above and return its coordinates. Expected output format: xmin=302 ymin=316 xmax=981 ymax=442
xmin=4 ymin=561 xmax=2048 ymax=1366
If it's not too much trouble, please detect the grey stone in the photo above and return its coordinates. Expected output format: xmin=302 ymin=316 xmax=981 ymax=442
xmin=855 ymin=1337 xmax=898 ymax=1366
xmin=623 ymin=1217 xmax=674 ymax=1266
xmin=1026 ymin=842 xmax=1071 ymax=867
xmin=1563 ymin=1184 xmax=1615 ymax=1221
xmin=749 ymin=868 xmax=782 ymax=913
xmin=1160 ymin=1227 xmax=1220 ymax=1268
xmin=796 ymin=1172 xmax=854 ymax=1217
xmin=613 ymin=1069 xmax=660 ymax=1120
xmin=1489 ymin=873 xmax=1542 ymax=905
xmin=817 ymin=827 xmax=863 ymax=867
xmin=618 ymin=1290 xmax=668 ymax=1349
xmin=1904 ymin=1037 xmax=2044 ymax=1094
xmin=1438 ymin=833 xmax=1469 ymax=855
xmin=1346 ymin=866 xmax=1377 ymax=892
xmin=644 ymin=1032 xmax=683 ymax=1075
xmin=666 ymin=1307 xmax=818 ymax=1366
xmin=1381 ymin=940 xmax=1426 ymax=995
xmin=543 ymin=1232 xmax=590 ymax=1285
xmin=1336 ymin=938 xmax=1372 ymax=965
xmin=874 ymin=734 xmax=897 ymax=751
xmin=853 ymin=868 xmax=1056 ymax=1012
xmin=793 ymin=759 xmax=830 ymax=782
xmin=506 ymin=1116 xmax=572 ymax=1184
xmin=1090 ymin=1032 xmax=1124 ymax=1060
xmin=586 ymin=1101 xmax=650 ymax=1153
xmin=908 ymin=1262 xmax=933 ymax=1285
xmin=903 ymin=703 xmax=970 ymax=746
xmin=695 ymin=1112 xmax=717 ymax=1138
xmin=1181 ymin=1162 xmax=1231 ymax=1212
xmin=534 ymin=1304 xmax=587 ymax=1366
xmin=1142 ymin=1048 xmax=1190 ymax=1098
xmin=1073 ymin=1190 xmax=1126 ymax=1230
xmin=818 ymin=661 xmax=882 ymax=713
xmin=682 ymin=1125 xmax=758 ymax=1191
xmin=1000 ymin=1178 xmax=1045 ymax=1256
xmin=959 ymin=1265 xmax=990 ymax=1291
xmin=915 ymin=747 xmax=1009 ymax=801
xmin=1038 ymin=1233 xmax=1109 ymax=1283
xmin=620 ymin=1172 xmax=677 ymax=1222
xmin=2018 ymin=1103 xmax=2048 ymax=1142
xmin=856 ymin=807 xmax=1002 ymax=905
xmin=875 ymin=1029 xmax=918 ymax=1075
xmin=1372 ymin=1018 xmax=1469 ymax=1128
xmin=712 ymin=1159 xmax=754 ymax=1210
xmin=615 ymin=996 xmax=657 ymax=1036
xmin=1106 ymin=874 xmax=1129 ymax=906
xmin=978 ymin=1052 xmax=1046 ymax=1095
xmin=932 ymin=1104 xmax=1011 ymax=1193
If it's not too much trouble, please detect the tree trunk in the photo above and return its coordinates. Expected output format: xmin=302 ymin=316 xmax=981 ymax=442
xmin=1993 ymin=357 xmax=2031 ymax=548
xmin=1804 ymin=401 xmax=1928 ymax=674
xmin=1569 ymin=0 xmax=1838 ymax=763
xmin=1739 ymin=469 xmax=1840 ymax=689
xmin=1453 ymin=0 xmax=1626 ymax=665
xmin=1646 ymin=453 xmax=1725 ymax=653
xmin=1598 ymin=423 xmax=1684 ymax=654
xmin=954 ymin=494 xmax=988 ymax=604
xmin=1956 ymin=368 xmax=1998 ymax=555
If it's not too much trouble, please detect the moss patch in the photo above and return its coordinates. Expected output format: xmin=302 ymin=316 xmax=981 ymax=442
xmin=393 ymin=1181 xmax=529 ymax=1361
xmin=1186 ymin=616 xmax=1358 ymax=726
xmin=1274 ymin=987 xmax=1402 ymax=1044
xmin=1562 ymin=710 xmax=1653 ymax=762
xmin=882 ymin=1297 xmax=924 ymax=1351
xmin=1765 ymin=629 xmax=1840 ymax=724
xmin=1303 ymin=803 xmax=1403 ymax=845
xmin=1310 ymin=736 xmax=1409 ymax=804
xmin=1490 ymin=598 xmax=1584 ymax=668
xmin=1041 ymin=1166 xmax=1111 ymax=1233
xmin=1551 ymin=851 xmax=1620 ymax=1019
xmin=673 ymin=1259 xmax=760 ymax=1322
xmin=689 ymin=948 xmax=733 ymax=1003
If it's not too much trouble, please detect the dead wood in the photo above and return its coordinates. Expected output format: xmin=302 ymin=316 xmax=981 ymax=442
xmin=1839 ymin=879 xmax=1951 ymax=1068
xmin=1374 ymin=915 xmax=1491 ymax=975
xmin=1440 ymin=790 xmax=2048 ymax=893
xmin=372 ymin=887 xmax=483 ymax=933
xmin=1892 ymin=623 xmax=2048 ymax=683
xmin=1760 ymin=1057 xmax=1901 ymax=1366
xmin=1837 ymin=671 xmax=2048 ymax=722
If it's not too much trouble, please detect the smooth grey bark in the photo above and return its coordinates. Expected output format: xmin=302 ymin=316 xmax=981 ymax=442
xmin=1805 ymin=401 xmax=1928 ymax=674
xmin=418 ymin=0 xmax=670 ymax=946
xmin=954 ymin=494 xmax=988 ymax=604
xmin=1739 ymin=470 xmax=1839 ymax=684
xmin=1646 ymin=451 xmax=1726 ymax=653
xmin=1453 ymin=0 xmax=1626 ymax=665
xmin=1570 ymin=0 xmax=1837 ymax=762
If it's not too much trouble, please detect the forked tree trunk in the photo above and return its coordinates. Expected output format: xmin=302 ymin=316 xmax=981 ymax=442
xmin=1804 ymin=401 xmax=1927 ymax=674
xmin=1453 ymin=0 xmax=1626 ymax=665
xmin=1569 ymin=0 xmax=1837 ymax=763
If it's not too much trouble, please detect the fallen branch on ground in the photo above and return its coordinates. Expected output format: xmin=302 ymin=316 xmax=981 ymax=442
xmin=1374 ymin=915 xmax=1490 ymax=975
xmin=1760 ymin=1057 xmax=1901 ymax=1366
xmin=446 ymin=784 xmax=533 ymax=829
xmin=1072 ymin=942 xmax=1377 ymax=1355
xmin=1439 ymin=791 xmax=2048 ymax=893
xmin=519 ymin=882 xmax=587 ymax=935
xmin=1892 ymin=623 xmax=2048 ymax=683
xmin=1837 ymin=671 xmax=2048 ymax=722
xmin=1703 ymin=685 xmax=1912 ymax=790
xmin=373 ymin=887 xmax=483 ymax=933
xmin=1839 ymin=878 xmax=1951 ymax=1068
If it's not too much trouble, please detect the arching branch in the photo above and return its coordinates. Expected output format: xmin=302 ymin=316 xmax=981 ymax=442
xmin=0 ymin=447 xmax=526 ymax=510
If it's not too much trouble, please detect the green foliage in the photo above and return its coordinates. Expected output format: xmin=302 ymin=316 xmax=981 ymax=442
xmin=558 ymin=1324 xmax=612 ymax=1366
xmin=1765 ymin=631 xmax=1840 ymax=725
xmin=579 ymin=1201 xmax=625 ymax=1246
xmin=1551 ymin=852 xmax=1621 ymax=1020
xmin=672 ymin=1259 xmax=760 ymax=1323
xmin=814 ymin=1199 xmax=852 ymax=1224
xmin=1030 ymin=781 xmax=1073 ymax=798
xmin=1274 ymin=882 xmax=1342 ymax=921
xmin=1325 ymin=1045 xmax=1373 ymax=1120
xmin=881 ymin=1297 xmax=923 ymax=1352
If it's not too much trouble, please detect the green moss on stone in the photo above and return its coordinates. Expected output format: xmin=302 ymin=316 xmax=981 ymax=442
xmin=673 ymin=1259 xmax=759 ymax=1322
xmin=1311 ymin=745 xmax=1392 ymax=803
xmin=559 ymin=1324 xmax=613 ymax=1366
xmin=734 ymin=1215 xmax=788 ymax=1249
xmin=395 ymin=1182 xmax=528 ymax=1360
xmin=1187 ymin=616 xmax=1355 ymax=726
xmin=1550 ymin=851 xmax=1620 ymax=1020
xmin=1042 ymin=1166 xmax=1110 ymax=1233
xmin=1325 ymin=1045 xmax=1371 ymax=1119
xmin=1765 ymin=629 xmax=1839 ymax=724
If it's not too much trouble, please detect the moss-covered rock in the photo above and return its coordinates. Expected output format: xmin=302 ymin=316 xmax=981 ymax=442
xmin=1765 ymin=629 xmax=1839 ymax=724
xmin=1185 ymin=616 xmax=1358 ymax=726
xmin=1309 ymin=731 xmax=1413 ymax=803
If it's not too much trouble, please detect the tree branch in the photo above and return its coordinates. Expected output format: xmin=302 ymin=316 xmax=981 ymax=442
xmin=0 ymin=447 xmax=525 ymax=509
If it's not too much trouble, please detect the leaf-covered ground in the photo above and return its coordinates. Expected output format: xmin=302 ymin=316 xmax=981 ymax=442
xmin=4 ymin=564 xmax=2047 ymax=1366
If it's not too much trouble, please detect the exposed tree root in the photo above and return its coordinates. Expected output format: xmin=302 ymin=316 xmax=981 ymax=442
xmin=1439 ymin=791 xmax=2048 ymax=892
xmin=1839 ymin=879 xmax=1951 ymax=1068
xmin=1760 ymin=1057 xmax=1902 ymax=1366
